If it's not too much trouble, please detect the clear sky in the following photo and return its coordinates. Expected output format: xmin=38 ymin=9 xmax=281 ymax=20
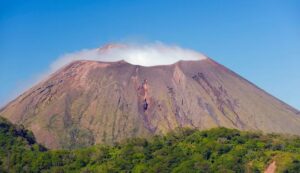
xmin=0 ymin=0 xmax=299 ymax=109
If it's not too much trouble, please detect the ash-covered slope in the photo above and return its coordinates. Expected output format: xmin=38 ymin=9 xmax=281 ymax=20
xmin=1 ymin=58 xmax=300 ymax=149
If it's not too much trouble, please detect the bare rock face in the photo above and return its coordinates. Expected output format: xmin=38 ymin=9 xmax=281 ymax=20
xmin=1 ymin=58 xmax=300 ymax=149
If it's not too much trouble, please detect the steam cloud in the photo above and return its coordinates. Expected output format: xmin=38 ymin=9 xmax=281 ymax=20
xmin=50 ymin=42 xmax=207 ymax=72
xmin=1 ymin=42 xmax=207 ymax=107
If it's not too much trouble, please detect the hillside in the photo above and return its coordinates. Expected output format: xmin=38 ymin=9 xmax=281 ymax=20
xmin=0 ymin=117 xmax=46 ymax=172
xmin=1 ymin=57 xmax=300 ymax=149
xmin=1 ymin=117 xmax=300 ymax=172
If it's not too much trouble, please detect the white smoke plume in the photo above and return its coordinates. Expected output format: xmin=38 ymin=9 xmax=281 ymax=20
xmin=50 ymin=42 xmax=207 ymax=72
xmin=1 ymin=42 xmax=207 ymax=107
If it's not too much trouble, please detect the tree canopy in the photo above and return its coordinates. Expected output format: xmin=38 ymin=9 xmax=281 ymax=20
xmin=1 ymin=116 xmax=300 ymax=173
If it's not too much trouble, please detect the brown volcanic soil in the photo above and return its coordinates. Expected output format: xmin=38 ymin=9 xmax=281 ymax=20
xmin=1 ymin=58 xmax=300 ymax=149
xmin=264 ymin=161 xmax=276 ymax=173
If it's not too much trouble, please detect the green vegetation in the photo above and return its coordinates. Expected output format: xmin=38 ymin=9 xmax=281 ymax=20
xmin=1 ymin=116 xmax=300 ymax=173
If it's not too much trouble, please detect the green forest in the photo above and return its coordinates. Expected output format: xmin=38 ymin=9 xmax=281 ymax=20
xmin=1 ymin=116 xmax=300 ymax=173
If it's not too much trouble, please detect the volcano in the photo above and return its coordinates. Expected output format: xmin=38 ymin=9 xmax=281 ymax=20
xmin=1 ymin=47 xmax=299 ymax=149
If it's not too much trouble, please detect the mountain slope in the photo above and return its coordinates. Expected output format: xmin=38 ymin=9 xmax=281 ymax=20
xmin=1 ymin=58 xmax=299 ymax=149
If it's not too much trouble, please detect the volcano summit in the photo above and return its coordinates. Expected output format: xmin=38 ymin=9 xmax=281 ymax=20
xmin=1 ymin=44 xmax=299 ymax=149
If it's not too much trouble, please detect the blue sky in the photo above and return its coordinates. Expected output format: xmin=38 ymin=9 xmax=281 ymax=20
xmin=0 ymin=0 xmax=299 ymax=109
